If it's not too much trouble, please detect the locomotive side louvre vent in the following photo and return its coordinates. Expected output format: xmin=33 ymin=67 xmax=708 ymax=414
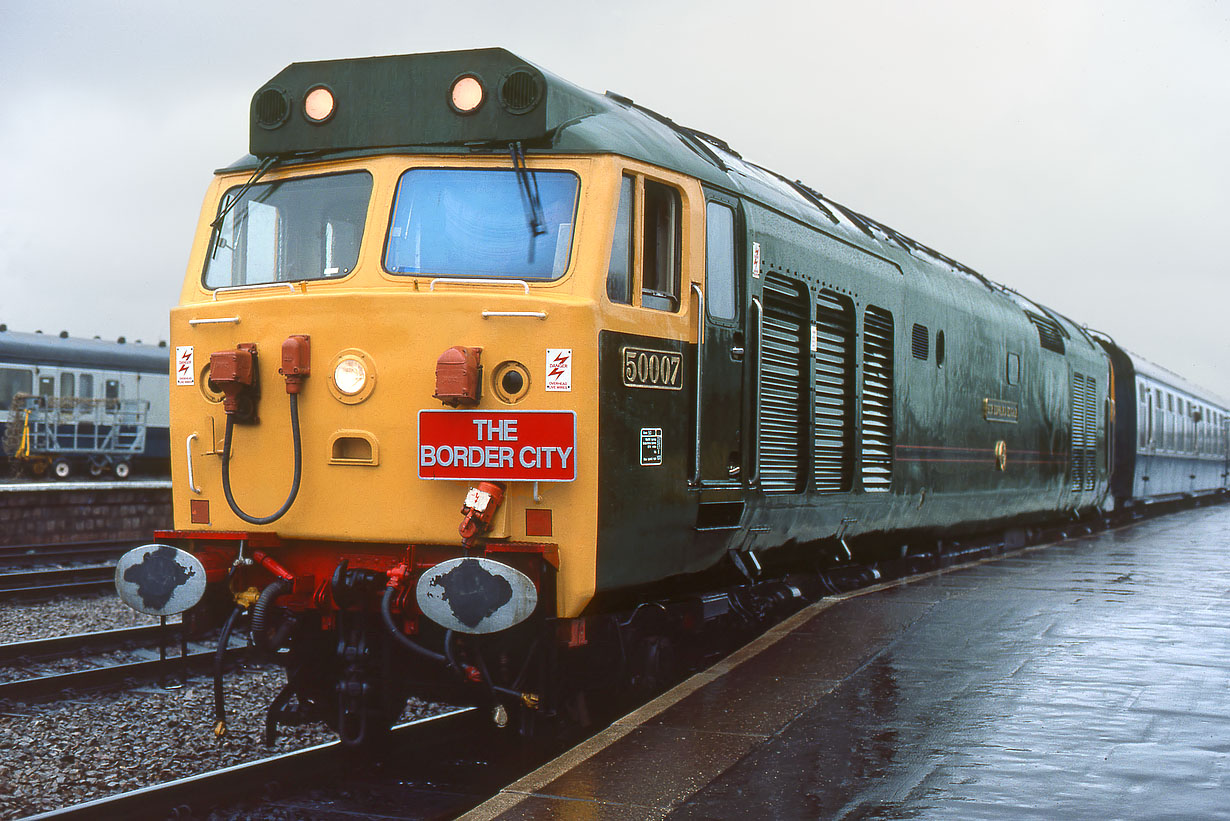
xmin=758 ymin=275 xmax=808 ymax=493
xmin=814 ymin=290 xmax=856 ymax=492
xmin=911 ymin=323 xmax=929 ymax=361
xmin=254 ymin=87 xmax=291 ymax=130
xmin=1025 ymin=311 xmax=1066 ymax=354
xmin=1070 ymin=372 xmax=1097 ymax=491
xmin=500 ymin=70 xmax=542 ymax=114
xmin=861 ymin=306 xmax=895 ymax=492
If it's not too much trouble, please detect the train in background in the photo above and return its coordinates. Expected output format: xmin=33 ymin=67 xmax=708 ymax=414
xmin=112 ymin=49 xmax=1229 ymax=746
xmin=0 ymin=328 xmax=170 ymax=478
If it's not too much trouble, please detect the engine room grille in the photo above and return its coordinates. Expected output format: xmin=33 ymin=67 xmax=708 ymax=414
xmin=911 ymin=323 xmax=929 ymax=360
xmin=814 ymin=290 xmax=856 ymax=492
xmin=758 ymin=275 xmax=808 ymax=493
xmin=1070 ymin=371 xmax=1097 ymax=491
xmin=1026 ymin=311 xmax=1066 ymax=354
xmin=862 ymin=306 xmax=895 ymax=492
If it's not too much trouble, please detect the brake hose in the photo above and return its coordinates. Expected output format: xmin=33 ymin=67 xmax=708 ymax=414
xmin=221 ymin=393 xmax=303 ymax=525
xmin=213 ymin=603 xmax=246 ymax=738
xmin=380 ymin=587 xmax=446 ymax=663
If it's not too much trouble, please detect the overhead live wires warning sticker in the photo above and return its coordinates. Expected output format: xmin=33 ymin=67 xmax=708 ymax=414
xmin=545 ymin=349 xmax=572 ymax=392
xmin=176 ymin=346 xmax=194 ymax=386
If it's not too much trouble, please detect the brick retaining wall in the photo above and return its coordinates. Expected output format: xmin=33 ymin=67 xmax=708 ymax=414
xmin=0 ymin=484 xmax=172 ymax=545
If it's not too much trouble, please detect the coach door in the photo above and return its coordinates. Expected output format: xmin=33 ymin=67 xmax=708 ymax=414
xmin=693 ymin=194 xmax=744 ymax=488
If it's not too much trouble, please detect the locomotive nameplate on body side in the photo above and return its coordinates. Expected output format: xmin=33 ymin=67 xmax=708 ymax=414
xmin=983 ymin=398 xmax=1019 ymax=423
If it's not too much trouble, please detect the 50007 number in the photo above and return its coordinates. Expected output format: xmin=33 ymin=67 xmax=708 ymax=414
xmin=622 ymin=347 xmax=683 ymax=390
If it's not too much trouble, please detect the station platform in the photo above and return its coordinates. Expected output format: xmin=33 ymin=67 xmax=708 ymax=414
xmin=463 ymin=503 xmax=1230 ymax=820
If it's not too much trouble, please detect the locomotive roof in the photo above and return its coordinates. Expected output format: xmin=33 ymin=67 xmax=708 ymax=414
xmin=0 ymin=329 xmax=168 ymax=373
xmin=236 ymin=48 xmax=1087 ymax=342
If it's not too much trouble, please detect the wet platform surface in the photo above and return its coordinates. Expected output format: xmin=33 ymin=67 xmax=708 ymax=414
xmin=465 ymin=503 xmax=1230 ymax=820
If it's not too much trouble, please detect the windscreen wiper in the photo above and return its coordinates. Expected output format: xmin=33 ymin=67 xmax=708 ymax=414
xmin=208 ymin=156 xmax=278 ymax=258
xmin=509 ymin=142 xmax=546 ymax=261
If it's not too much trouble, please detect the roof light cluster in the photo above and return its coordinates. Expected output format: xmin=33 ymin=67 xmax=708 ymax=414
xmin=248 ymin=51 xmax=555 ymax=157
xmin=253 ymin=65 xmax=543 ymax=133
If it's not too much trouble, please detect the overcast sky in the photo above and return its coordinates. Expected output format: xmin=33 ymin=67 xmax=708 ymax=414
xmin=2 ymin=0 xmax=1227 ymax=400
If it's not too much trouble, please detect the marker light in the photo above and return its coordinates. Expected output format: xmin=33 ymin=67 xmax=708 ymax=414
xmin=333 ymin=357 xmax=367 ymax=395
xmin=304 ymin=86 xmax=335 ymax=122
xmin=450 ymin=76 xmax=484 ymax=114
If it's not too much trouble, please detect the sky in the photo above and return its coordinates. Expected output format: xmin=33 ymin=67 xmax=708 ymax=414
xmin=2 ymin=0 xmax=1228 ymax=400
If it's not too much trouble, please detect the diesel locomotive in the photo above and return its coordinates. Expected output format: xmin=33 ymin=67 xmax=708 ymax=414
xmin=114 ymin=49 xmax=1230 ymax=745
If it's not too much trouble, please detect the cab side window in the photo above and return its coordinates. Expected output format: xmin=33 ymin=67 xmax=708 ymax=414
xmin=606 ymin=176 xmax=634 ymax=305
xmin=641 ymin=180 xmax=681 ymax=311
xmin=604 ymin=173 xmax=683 ymax=313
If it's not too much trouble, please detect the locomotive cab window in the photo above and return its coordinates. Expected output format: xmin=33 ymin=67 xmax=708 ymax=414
xmin=641 ymin=180 xmax=682 ymax=311
xmin=205 ymin=172 xmax=372 ymax=289
xmin=606 ymin=175 xmax=634 ymax=304
xmin=385 ymin=168 xmax=579 ymax=280
xmin=604 ymin=173 xmax=684 ymax=313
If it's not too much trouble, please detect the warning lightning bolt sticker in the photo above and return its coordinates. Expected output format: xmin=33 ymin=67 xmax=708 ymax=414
xmin=175 ymin=346 xmax=195 ymax=386
xmin=545 ymin=349 xmax=572 ymax=392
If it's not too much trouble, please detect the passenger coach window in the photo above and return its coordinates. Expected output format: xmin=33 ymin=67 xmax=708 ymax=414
xmin=606 ymin=176 xmax=634 ymax=304
xmin=60 ymin=373 xmax=74 ymax=399
xmin=79 ymin=374 xmax=93 ymax=399
xmin=641 ymin=180 xmax=681 ymax=311
xmin=0 ymin=367 xmax=33 ymax=410
xmin=38 ymin=376 xmax=54 ymax=397
xmin=705 ymin=202 xmax=736 ymax=320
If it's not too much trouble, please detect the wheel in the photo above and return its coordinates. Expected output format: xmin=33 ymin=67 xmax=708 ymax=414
xmin=113 ymin=461 xmax=131 ymax=479
xmin=88 ymin=461 xmax=107 ymax=478
xmin=52 ymin=459 xmax=71 ymax=480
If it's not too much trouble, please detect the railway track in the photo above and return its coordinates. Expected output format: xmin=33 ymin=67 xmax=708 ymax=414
xmin=0 ymin=624 xmax=240 ymax=702
xmin=0 ymin=538 xmax=133 ymax=569
xmin=0 ymin=565 xmax=115 ymax=599
xmin=0 ymin=623 xmax=173 ymax=663
xmin=28 ymin=707 xmax=496 ymax=821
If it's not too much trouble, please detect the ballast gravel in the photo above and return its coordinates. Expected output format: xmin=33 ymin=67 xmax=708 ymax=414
xmin=0 ymin=591 xmax=162 ymax=642
xmin=0 ymin=593 xmax=448 ymax=819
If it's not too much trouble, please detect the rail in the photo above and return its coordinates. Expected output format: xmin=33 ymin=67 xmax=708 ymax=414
xmin=0 ymin=566 xmax=115 ymax=599
xmin=29 ymin=708 xmax=482 ymax=820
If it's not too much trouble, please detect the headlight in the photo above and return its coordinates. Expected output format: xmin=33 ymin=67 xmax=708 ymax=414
xmin=450 ymin=75 xmax=484 ymax=114
xmin=334 ymin=358 xmax=367 ymax=395
xmin=328 ymin=349 xmax=376 ymax=404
